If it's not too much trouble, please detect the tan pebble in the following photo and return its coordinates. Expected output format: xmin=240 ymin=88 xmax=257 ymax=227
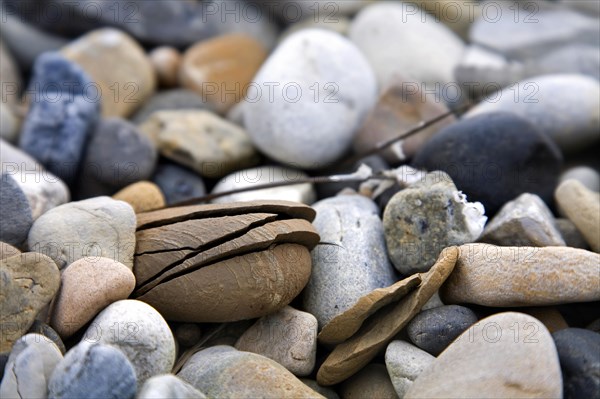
xmin=149 ymin=46 xmax=181 ymax=88
xmin=555 ymin=179 xmax=600 ymax=252
xmin=441 ymin=243 xmax=600 ymax=306
xmin=0 ymin=241 xmax=20 ymax=260
xmin=180 ymin=34 xmax=267 ymax=113
xmin=113 ymin=181 xmax=166 ymax=213
xmin=520 ymin=307 xmax=568 ymax=333
xmin=50 ymin=257 xmax=135 ymax=338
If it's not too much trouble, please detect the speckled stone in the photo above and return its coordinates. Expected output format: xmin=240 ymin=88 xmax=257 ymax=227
xmin=0 ymin=333 xmax=63 ymax=398
xmin=113 ymin=181 xmax=166 ymax=213
xmin=406 ymin=305 xmax=478 ymax=356
xmin=84 ymin=300 xmax=176 ymax=384
xmin=383 ymin=171 xmax=486 ymax=275
xmin=0 ymin=173 xmax=33 ymax=247
xmin=178 ymin=346 xmax=324 ymax=398
xmin=235 ymin=306 xmax=318 ymax=377
xmin=303 ymin=195 xmax=397 ymax=329
xmin=139 ymin=374 xmax=207 ymax=399
xmin=50 ymin=257 xmax=136 ymax=338
xmin=152 ymin=161 xmax=206 ymax=205
xmin=243 ymin=29 xmax=377 ymax=169
xmin=211 ymin=166 xmax=316 ymax=205
xmin=555 ymin=179 xmax=600 ymax=252
xmin=480 ymin=193 xmax=565 ymax=247
xmin=441 ymin=244 xmax=600 ymax=306
xmin=405 ymin=312 xmax=563 ymax=398
xmin=385 ymin=340 xmax=435 ymax=397
xmin=27 ymin=196 xmax=137 ymax=269
xmin=48 ymin=341 xmax=137 ymax=399
xmin=340 ymin=364 xmax=399 ymax=399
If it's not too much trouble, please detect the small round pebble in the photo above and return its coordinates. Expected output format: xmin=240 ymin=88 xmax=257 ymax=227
xmin=0 ymin=173 xmax=33 ymax=247
xmin=385 ymin=340 xmax=435 ymax=397
xmin=149 ymin=46 xmax=181 ymax=88
xmin=27 ymin=320 xmax=66 ymax=354
xmin=84 ymin=300 xmax=176 ymax=384
xmin=131 ymin=89 xmax=216 ymax=125
xmin=152 ymin=161 xmax=206 ymax=205
xmin=113 ymin=181 xmax=166 ymax=213
xmin=406 ymin=305 xmax=478 ymax=356
xmin=138 ymin=374 xmax=207 ymax=399
xmin=174 ymin=323 xmax=202 ymax=348
xmin=48 ymin=341 xmax=137 ymax=399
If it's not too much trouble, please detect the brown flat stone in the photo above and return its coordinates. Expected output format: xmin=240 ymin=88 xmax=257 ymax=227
xmin=318 ymin=274 xmax=421 ymax=346
xmin=316 ymin=247 xmax=458 ymax=386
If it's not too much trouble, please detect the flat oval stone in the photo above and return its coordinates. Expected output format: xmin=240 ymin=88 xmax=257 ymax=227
xmin=385 ymin=340 xmax=435 ymax=397
xmin=48 ymin=341 xmax=137 ymax=399
xmin=50 ymin=257 xmax=136 ymax=339
xmin=406 ymin=305 xmax=478 ymax=356
xmin=243 ymin=29 xmax=377 ymax=169
xmin=555 ymin=179 xmax=600 ymax=252
xmin=412 ymin=112 xmax=563 ymax=214
xmin=152 ymin=161 xmax=206 ymax=205
xmin=61 ymin=28 xmax=156 ymax=117
xmin=441 ymin=244 xmax=600 ymax=306
xmin=180 ymin=34 xmax=267 ymax=114
xmin=235 ymin=306 xmax=318 ymax=377
xmin=0 ymin=173 xmax=32 ymax=247
xmin=177 ymin=346 xmax=325 ymax=398
xmin=553 ymin=328 xmax=600 ymax=398
xmin=466 ymin=74 xmax=600 ymax=153
xmin=84 ymin=300 xmax=176 ymax=385
xmin=405 ymin=312 xmax=563 ymax=398
xmin=339 ymin=364 xmax=399 ymax=399
xmin=303 ymin=195 xmax=397 ymax=329
xmin=0 ymin=333 xmax=63 ymax=398
xmin=138 ymin=374 xmax=207 ymax=399
xmin=113 ymin=182 xmax=166 ymax=213
xmin=349 ymin=2 xmax=465 ymax=89
xmin=0 ymin=253 xmax=60 ymax=352
xmin=27 ymin=196 xmax=137 ymax=270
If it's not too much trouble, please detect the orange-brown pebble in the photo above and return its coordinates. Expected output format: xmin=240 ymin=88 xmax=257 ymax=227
xmin=113 ymin=181 xmax=166 ymax=213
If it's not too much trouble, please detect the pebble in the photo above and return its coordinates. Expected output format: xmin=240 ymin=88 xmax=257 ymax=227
xmin=412 ymin=112 xmax=563 ymax=215
xmin=180 ymin=34 xmax=268 ymax=114
xmin=553 ymin=328 xmax=600 ymax=399
xmin=441 ymin=244 xmax=600 ymax=306
xmin=301 ymin=380 xmax=340 ymax=399
xmin=48 ymin=341 xmax=137 ymax=399
xmin=113 ymin=181 xmax=166 ymax=213
xmin=270 ymin=0 xmax=368 ymax=23
xmin=349 ymin=2 xmax=465 ymax=89
xmin=559 ymin=166 xmax=600 ymax=193
xmin=303 ymin=195 xmax=397 ymax=329
xmin=0 ymin=253 xmax=60 ymax=352
xmin=243 ymin=29 xmax=377 ymax=169
xmin=480 ymin=193 xmax=566 ymax=247
xmin=0 ymin=173 xmax=33 ymax=247
xmin=406 ymin=305 xmax=478 ymax=356
xmin=28 ymin=196 xmax=136 ymax=269
xmin=353 ymin=81 xmax=457 ymax=163
xmin=27 ymin=320 xmax=66 ymax=355
xmin=409 ymin=0 xmax=478 ymax=39
xmin=0 ymin=333 xmax=63 ymax=398
xmin=0 ymin=39 xmax=21 ymax=106
xmin=470 ymin=2 xmax=599 ymax=60
xmin=555 ymin=179 xmax=600 ymax=252
xmin=151 ymin=161 xmax=206 ymax=205
xmin=0 ymin=242 xmax=20 ymax=260
xmin=84 ymin=300 xmax=176 ymax=384
xmin=138 ymin=374 xmax=207 ymax=399
xmin=405 ymin=312 xmax=563 ymax=398
xmin=466 ymin=75 xmax=600 ymax=153
xmin=556 ymin=218 xmax=590 ymax=249
xmin=61 ymin=28 xmax=156 ymax=117
xmin=177 ymin=346 xmax=324 ymax=398
xmin=131 ymin=88 xmax=216 ymax=124
xmin=174 ymin=324 xmax=202 ymax=348
xmin=235 ymin=306 xmax=318 ymax=377
xmin=211 ymin=166 xmax=316 ymax=204
xmin=1 ymin=140 xmax=70 ymax=220
xmin=149 ymin=46 xmax=181 ymax=88
xmin=280 ymin=17 xmax=351 ymax=42
xmin=521 ymin=308 xmax=569 ymax=334
xmin=19 ymin=52 xmax=100 ymax=184
xmin=339 ymin=364 xmax=399 ymax=399
xmin=77 ymin=117 xmax=157 ymax=197
xmin=383 ymin=171 xmax=486 ymax=275
xmin=0 ymin=103 xmax=20 ymax=143
xmin=317 ymin=247 xmax=457 ymax=386
xmin=385 ymin=340 xmax=435 ymax=398
xmin=50 ymin=257 xmax=136 ymax=339
xmin=139 ymin=110 xmax=259 ymax=178
xmin=538 ymin=44 xmax=600 ymax=80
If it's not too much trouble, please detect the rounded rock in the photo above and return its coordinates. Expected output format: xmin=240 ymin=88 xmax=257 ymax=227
xmin=555 ymin=179 xmax=600 ymax=252
xmin=385 ymin=340 xmax=435 ymax=397
xmin=83 ymin=300 xmax=176 ymax=384
xmin=131 ymin=88 xmax=216 ymax=124
xmin=412 ymin=112 xmax=563 ymax=214
xmin=152 ymin=161 xmax=206 ymax=205
xmin=113 ymin=181 xmax=166 ymax=213
xmin=406 ymin=305 xmax=478 ymax=356
xmin=243 ymin=29 xmax=377 ymax=169
xmin=0 ymin=173 xmax=33 ymax=247
xmin=50 ymin=257 xmax=136 ymax=339
xmin=339 ymin=364 xmax=399 ymax=399
xmin=559 ymin=166 xmax=600 ymax=193
xmin=139 ymin=374 xmax=207 ymax=399
xmin=149 ymin=46 xmax=181 ymax=88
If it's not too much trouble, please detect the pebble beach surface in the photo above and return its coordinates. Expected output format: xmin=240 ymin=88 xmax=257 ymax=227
xmin=0 ymin=1 xmax=599 ymax=398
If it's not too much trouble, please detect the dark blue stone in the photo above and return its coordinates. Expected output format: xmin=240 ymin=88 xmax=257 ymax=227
xmin=152 ymin=161 xmax=206 ymax=205
xmin=0 ymin=173 xmax=32 ymax=247
xmin=19 ymin=52 xmax=100 ymax=184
